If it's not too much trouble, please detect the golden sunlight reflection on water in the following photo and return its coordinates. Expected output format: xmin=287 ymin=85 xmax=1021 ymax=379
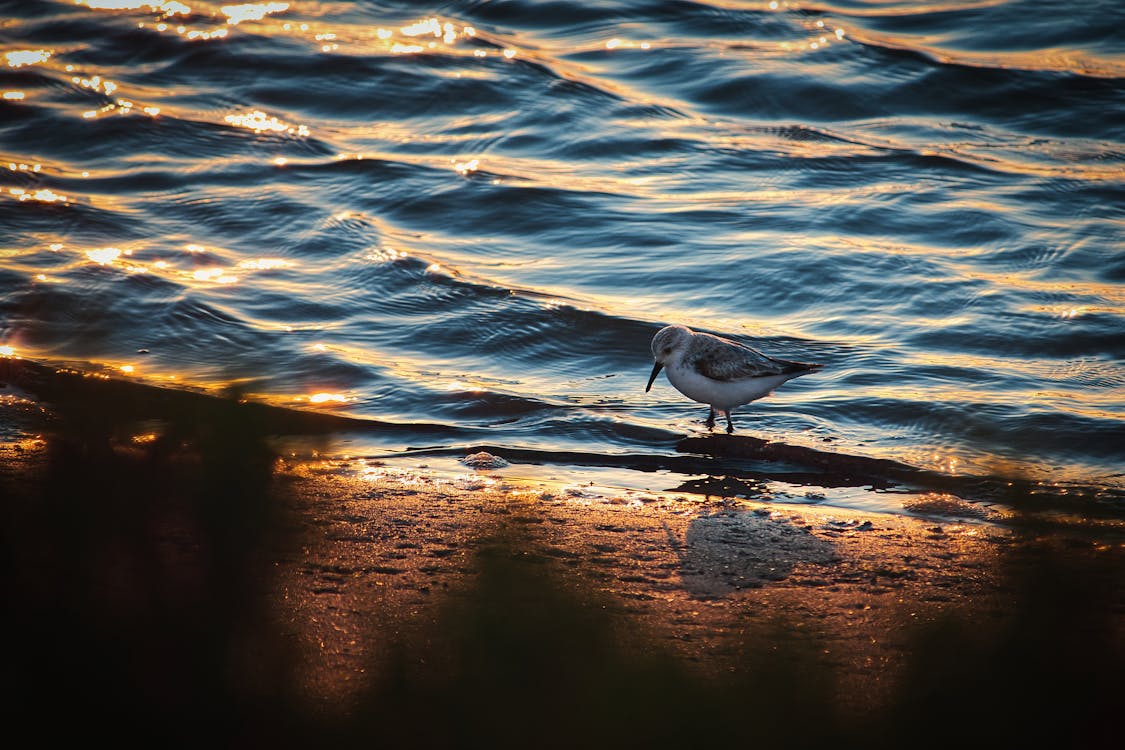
xmin=238 ymin=258 xmax=292 ymax=271
xmin=21 ymin=241 xmax=300 ymax=291
xmin=7 ymin=188 xmax=69 ymax=204
xmin=307 ymin=392 xmax=349 ymax=405
xmin=0 ymin=0 xmax=1111 ymax=509
xmin=4 ymin=50 xmax=51 ymax=67
xmin=191 ymin=268 xmax=239 ymax=284
xmin=76 ymin=1 xmax=189 ymax=11
xmin=224 ymin=110 xmax=309 ymax=137
xmin=54 ymin=3 xmax=511 ymax=149
xmin=85 ymin=247 xmax=124 ymax=265
xmin=72 ymin=1 xmax=490 ymax=60
xmin=221 ymin=2 xmax=289 ymax=25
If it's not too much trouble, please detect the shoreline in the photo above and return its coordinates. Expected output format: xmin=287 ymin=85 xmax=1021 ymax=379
xmin=4 ymin=355 xmax=1122 ymax=522
xmin=2 ymin=360 xmax=1124 ymax=742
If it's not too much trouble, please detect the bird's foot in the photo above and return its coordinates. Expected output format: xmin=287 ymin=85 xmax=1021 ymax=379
xmin=705 ymin=408 xmax=716 ymax=430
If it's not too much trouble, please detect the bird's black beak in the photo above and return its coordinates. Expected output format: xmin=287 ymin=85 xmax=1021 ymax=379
xmin=645 ymin=361 xmax=663 ymax=392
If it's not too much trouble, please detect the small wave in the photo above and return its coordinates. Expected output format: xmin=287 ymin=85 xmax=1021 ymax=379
xmin=2 ymin=0 xmax=1122 ymax=524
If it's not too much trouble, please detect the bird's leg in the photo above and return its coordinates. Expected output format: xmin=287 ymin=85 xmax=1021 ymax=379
xmin=725 ymin=410 xmax=734 ymax=434
xmin=705 ymin=407 xmax=715 ymax=430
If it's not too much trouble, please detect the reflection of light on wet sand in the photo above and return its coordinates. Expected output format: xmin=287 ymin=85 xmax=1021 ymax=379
xmin=902 ymin=492 xmax=994 ymax=521
xmin=3 ymin=91 xmax=25 ymax=100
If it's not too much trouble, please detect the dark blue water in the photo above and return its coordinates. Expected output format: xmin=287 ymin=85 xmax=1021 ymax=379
xmin=1 ymin=0 xmax=1123 ymax=515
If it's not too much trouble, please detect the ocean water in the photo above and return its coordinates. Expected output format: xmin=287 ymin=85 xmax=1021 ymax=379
xmin=1 ymin=0 xmax=1123 ymax=517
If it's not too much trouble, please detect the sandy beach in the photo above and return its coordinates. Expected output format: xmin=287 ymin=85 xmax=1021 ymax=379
xmin=2 ymin=361 xmax=1123 ymax=746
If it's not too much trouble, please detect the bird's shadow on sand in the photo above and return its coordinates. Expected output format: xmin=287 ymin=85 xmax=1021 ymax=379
xmin=664 ymin=471 xmax=839 ymax=599
xmin=672 ymin=506 xmax=839 ymax=599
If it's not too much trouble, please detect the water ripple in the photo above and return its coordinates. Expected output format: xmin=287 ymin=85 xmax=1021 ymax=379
xmin=2 ymin=0 xmax=1123 ymax=514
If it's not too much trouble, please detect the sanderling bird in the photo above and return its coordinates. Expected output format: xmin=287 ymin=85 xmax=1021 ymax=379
xmin=645 ymin=324 xmax=822 ymax=434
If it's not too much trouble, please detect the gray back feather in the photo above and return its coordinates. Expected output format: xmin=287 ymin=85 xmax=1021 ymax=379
xmin=688 ymin=332 xmax=816 ymax=381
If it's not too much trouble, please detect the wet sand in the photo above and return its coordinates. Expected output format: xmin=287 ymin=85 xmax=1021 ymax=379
xmin=264 ymin=460 xmax=1120 ymax=712
xmin=272 ymin=462 xmax=998 ymax=698
xmin=2 ymin=360 xmax=1123 ymax=745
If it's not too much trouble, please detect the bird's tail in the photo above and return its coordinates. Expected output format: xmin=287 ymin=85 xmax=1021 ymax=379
xmin=780 ymin=359 xmax=823 ymax=376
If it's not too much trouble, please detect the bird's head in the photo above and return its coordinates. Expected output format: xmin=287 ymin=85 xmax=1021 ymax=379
xmin=646 ymin=324 xmax=692 ymax=392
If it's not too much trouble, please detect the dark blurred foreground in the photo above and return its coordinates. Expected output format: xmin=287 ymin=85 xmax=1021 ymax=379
xmin=1 ymin=387 xmax=1122 ymax=748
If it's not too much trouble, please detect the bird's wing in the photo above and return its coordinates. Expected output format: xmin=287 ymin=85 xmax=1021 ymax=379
xmin=688 ymin=333 xmax=820 ymax=382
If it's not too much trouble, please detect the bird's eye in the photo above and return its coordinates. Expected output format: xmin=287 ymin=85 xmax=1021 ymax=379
xmin=663 ymin=347 xmax=672 ymax=355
